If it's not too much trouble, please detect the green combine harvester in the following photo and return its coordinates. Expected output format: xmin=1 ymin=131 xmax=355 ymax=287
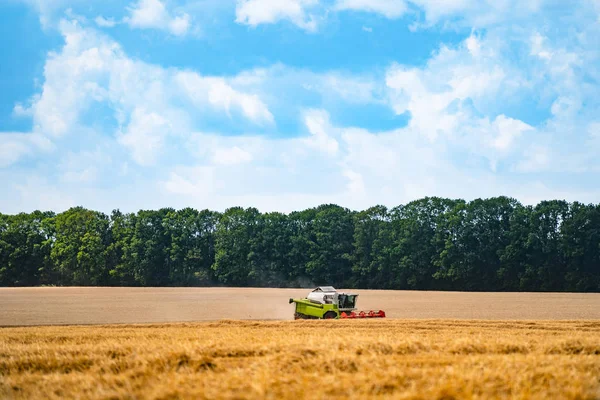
xmin=289 ymin=286 xmax=386 ymax=319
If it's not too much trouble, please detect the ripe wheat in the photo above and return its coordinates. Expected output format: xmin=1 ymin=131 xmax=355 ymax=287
xmin=1 ymin=319 xmax=599 ymax=399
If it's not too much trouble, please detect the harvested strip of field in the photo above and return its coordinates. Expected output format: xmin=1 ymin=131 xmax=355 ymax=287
xmin=2 ymin=287 xmax=600 ymax=326
xmin=1 ymin=320 xmax=599 ymax=399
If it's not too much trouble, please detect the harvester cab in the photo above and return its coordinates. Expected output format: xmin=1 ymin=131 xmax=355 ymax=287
xmin=289 ymin=287 xmax=386 ymax=320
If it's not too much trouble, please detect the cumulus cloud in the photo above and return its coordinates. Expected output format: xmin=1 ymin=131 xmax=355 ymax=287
xmin=212 ymin=146 xmax=254 ymax=166
xmin=302 ymin=109 xmax=339 ymax=156
xmin=334 ymin=0 xmax=408 ymax=18
xmin=235 ymin=0 xmax=319 ymax=31
xmin=18 ymin=20 xmax=274 ymax=166
xmin=0 ymin=133 xmax=53 ymax=168
xmin=176 ymin=72 xmax=274 ymax=124
xmin=16 ymin=0 xmax=78 ymax=28
xmin=12 ymin=102 xmax=34 ymax=118
xmin=515 ymin=145 xmax=551 ymax=173
xmin=385 ymin=34 xmax=522 ymax=147
xmin=157 ymin=106 xmax=558 ymax=213
xmin=125 ymin=0 xmax=191 ymax=36
xmin=231 ymin=0 xmax=550 ymax=31
xmin=94 ymin=16 xmax=117 ymax=28
xmin=409 ymin=0 xmax=545 ymax=28
xmin=383 ymin=25 xmax=600 ymax=178
xmin=10 ymin=176 xmax=75 ymax=212
xmin=58 ymin=149 xmax=113 ymax=184
xmin=233 ymin=0 xmax=408 ymax=30
xmin=5 ymin=1 xmax=600 ymax=213
xmin=117 ymin=108 xmax=171 ymax=166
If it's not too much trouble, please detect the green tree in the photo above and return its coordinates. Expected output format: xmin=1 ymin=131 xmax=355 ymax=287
xmin=105 ymin=210 xmax=136 ymax=285
xmin=287 ymin=208 xmax=318 ymax=287
xmin=1 ymin=198 xmax=599 ymax=292
xmin=125 ymin=209 xmax=174 ymax=286
xmin=521 ymin=201 xmax=570 ymax=291
xmin=213 ymin=207 xmax=260 ymax=285
xmin=50 ymin=207 xmax=110 ymax=285
xmin=304 ymin=205 xmax=355 ymax=287
xmin=560 ymin=202 xmax=600 ymax=292
xmin=435 ymin=197 xmax=518 ymax=291
xmin=352 ymin=205 xmax=390 ymax=288
xmin=497 ymin=203 xmax=532 ymax=290
xmin=391 ymin=197 xmax=461 ymax=290
xmin=164 ymin=208 xmax=219 ymax=286
xmin=0 ymin=211 xmax=55 ymax=286
xmin=248 ymin=212 xmax=294 ymax=287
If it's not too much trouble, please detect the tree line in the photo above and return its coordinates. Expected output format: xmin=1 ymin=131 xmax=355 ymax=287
xmin=1 ymin=197 xmax=599 ymax=291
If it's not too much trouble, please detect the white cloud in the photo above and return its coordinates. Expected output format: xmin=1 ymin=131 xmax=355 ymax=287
xmin=530 ymin=32 xmax=552 ymax=60
xmin=175 ymin=72 xmax=274 ymax=124
xmin=409 ymin=0 xmax=544 ymax=28
xmin=157 ymin=108 xmax=556 ymax=213
xmin=94 ymin=15 xmax=117 ymax=28
xmin=229 ymin=64 xmax=385 ymax=115
xmin=0 ymin=133 xmax=53 ymax=168
xmin=529 ymin=32 xmax=583 ymax=95
xmin=319 ymin=73 xmax=381 ymax=104
xmin=164 ymin=166 xmax=217 ymax=196
xmin=6 ymin=1 xmax=600 ymax=214
xmin=61 ymin=167 xmax=98 ymax=183
xmin=12 ymin=103 xmax=34 ymax=118
xmin=385 ymin=33 xmax=539 ymax=171
xmin=127 ymin=0 xmax=167 ymax=27
xmin=515 ymin=145 xmax=550 ymax=173
xmin=302 ymin=109 xmax=339 ymax=156
xmin=117 ymin=108 xmax=171 ymax=166
xmin=125 ymin=0 xmax=192 ymax=36
xmin=235 ymin=0 xmax=319 ymax=31
xmin=168 ymin=14 xmax=191 ymax=36
xmin=343 ymin=169 xmax=366 ymax=195
xmin=212 ymin=146 xmax=254 ymax=165
xmin=19 ymin=21 xmax=274 ymax=166
xmin=465 ymin=34 xmax=481 ymax=57
xmin=476 ymin=115 xmax=534 ymax=171
xmin=231 ymin=0 xmax=547 ymax=30
xmin=551 ymin=96 xmax=581 ymax=118
xmin=409 ymin=0 xmax=475 ymax=25
xmin=589 ymin=122 xmax=600 ymax=140
xmin=490 ymin=115 xmax=533 ymax=152
xmin=95 ymin=16 xmax=117 ymax=28
xmin=335 ymin=0 xmax=408 ymax=18
xmin=16 ymin=0 xmax=79 ymax=28
xmin=208 ymin=80 xmax=274 ymax=124
xmin=12 ymin=176 xmax=75 ymax=212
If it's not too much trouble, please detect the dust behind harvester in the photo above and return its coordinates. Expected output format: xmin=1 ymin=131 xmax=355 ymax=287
xmin=289 ymin=286 xmax=386 ymax=319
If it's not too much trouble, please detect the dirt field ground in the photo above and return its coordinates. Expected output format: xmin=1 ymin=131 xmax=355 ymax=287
xmin=1 ymin=287 xmax=600 ymax=326
xmin=1 ymin=319 xmax=599 ymax=399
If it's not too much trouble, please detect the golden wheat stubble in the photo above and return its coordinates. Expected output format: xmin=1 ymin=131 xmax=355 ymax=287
xmin=1 ymin=319 xmax=599 ymax=399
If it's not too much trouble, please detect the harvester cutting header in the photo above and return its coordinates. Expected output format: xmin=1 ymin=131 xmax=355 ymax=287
xmin=289 ymin=286 xmax=386 ymax=319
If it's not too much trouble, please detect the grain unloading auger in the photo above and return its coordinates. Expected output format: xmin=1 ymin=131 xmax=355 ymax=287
xmin=289 ymin=286 xmax=386 ymax=319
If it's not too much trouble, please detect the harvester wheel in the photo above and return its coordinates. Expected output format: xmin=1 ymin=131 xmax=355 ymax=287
xmin=323 ymin=311 xmax=337 ymax=319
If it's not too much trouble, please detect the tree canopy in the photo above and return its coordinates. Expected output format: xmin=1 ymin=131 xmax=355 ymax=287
xmin=1 ymin=197 xmax=599 ymax=291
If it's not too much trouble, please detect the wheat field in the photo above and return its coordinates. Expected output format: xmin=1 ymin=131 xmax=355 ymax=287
xmin=1 ymin=319 xmax=600 ymax=399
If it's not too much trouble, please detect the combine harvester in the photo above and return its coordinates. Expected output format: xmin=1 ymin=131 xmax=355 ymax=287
xmin=289 ymin=286 xmax=386 ymax=319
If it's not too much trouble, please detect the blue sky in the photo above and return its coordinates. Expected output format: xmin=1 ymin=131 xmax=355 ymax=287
xmin=1 ymin=0 xmax=599 ymax=213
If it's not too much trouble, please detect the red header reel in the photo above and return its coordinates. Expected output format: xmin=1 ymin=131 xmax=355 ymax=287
xmin=340 ymin=310 xmax=386 ymax=318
